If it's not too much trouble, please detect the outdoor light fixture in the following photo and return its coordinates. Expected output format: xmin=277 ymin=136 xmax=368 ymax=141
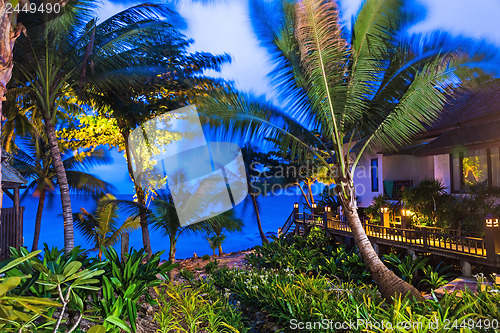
xmin=325 ymin=206 xmax=331 ymax=212
xmin=294 ymin=202 xmax=299 ymax=209
xmin=312 ymin=203 xmax=317 ymax=209
xmin=380 ymin=206 xmax=389 ymax=214
xmin=486 ymin=214 xmax=499 ymax=228
xmin=402 ymin=209 xmax=413 ymax=217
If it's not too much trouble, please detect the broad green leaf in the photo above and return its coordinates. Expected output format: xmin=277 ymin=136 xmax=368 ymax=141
xmin=87 ymin=325 xmax=107 ymax=333
xmin=105 ymin=315 xmax=132 ymax=332
xmin=0 ymin=250 xmax=41 ymax=275
xmin=62 ymin=261 xmax=82 ymax=278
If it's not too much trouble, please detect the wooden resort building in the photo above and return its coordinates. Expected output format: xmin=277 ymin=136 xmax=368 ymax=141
xmin=0 ymin=150 xmax=27 ymax=260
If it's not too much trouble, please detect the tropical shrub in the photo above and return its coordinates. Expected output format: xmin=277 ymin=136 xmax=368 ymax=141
xmin=246 ymin=229 xmax=371 ymax=284
xmin=364 ymin=194 xmax=393 ymax=222
xmin=3 ymin=246 xmax=105 ymax=332
xmin=210 ymin=267 xmax=500 ymax=332
xmin=2 ymin=246 xmax=174 ymax=332
xmin=204 ymin=259 xmax=219 ymax=274
xmin=401 ymin=179 xmax=500 ymax=234
xmin=178 ymin=269 xmax=195 ymax=282
xmin=421 ymin=265 xmax=449 ymax=291
xmin=0 ymin=250 xmax=61 ymax=332
xmin=154 ymin=282 xmax=249 ymax=333
xmin=100 ymin=247 xmax=175 ymax=302
xmin=383 ymin=253 xmax=429 ymax=285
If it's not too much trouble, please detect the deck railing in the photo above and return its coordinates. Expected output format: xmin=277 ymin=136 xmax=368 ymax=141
xmin=282 ymin=209 xmax=488 ymax=260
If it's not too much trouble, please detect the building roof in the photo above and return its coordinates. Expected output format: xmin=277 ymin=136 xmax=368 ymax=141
xmin=399 ymin=87 xmax=500 ymax=156
xmin=1 ymin=150 xmax=28 ymax=186
xmin=422 ymin=87 xmax=500 ymax=134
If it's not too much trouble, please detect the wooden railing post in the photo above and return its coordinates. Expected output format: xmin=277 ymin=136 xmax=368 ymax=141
xmin=293 ymin=203 xmax=299 ymax=222
xmin=485 ymin=216 xmax=500 ymax=262
xmin=422 ymin=227 xmax=428 ymax=251
xmin=323 ymin=206 xmax=332 ymax=230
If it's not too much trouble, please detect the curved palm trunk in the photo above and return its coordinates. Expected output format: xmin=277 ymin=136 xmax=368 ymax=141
xmin=251 ymin=194 xmax=269 ymax=244
xmin=123 ymin=131 xmax=153 ymax=258
xmin=217 ymin=244 xmax=223 ymax=256
xmin=45 ymin=121 xmax=74 ymax=253
xmin=342 ymin=197 xmax=423 ymax=301
xmin=31 ymin=190 xmax=46 ymax=251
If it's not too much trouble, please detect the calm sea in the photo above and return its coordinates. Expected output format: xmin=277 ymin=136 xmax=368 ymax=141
xmin=17 ymin=194 xmax=300 ymax=260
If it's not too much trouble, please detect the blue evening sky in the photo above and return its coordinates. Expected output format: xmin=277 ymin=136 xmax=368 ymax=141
xmin=91 ymin=0 xmax=500 ymax=195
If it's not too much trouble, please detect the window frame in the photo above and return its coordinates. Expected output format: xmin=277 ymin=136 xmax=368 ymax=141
xmin=371 ymin=158 xmax=379 ymax=192
xmin=450 ymin=148 xmax=496 ymax=193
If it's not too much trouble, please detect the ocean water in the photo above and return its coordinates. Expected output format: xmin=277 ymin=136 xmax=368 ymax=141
xmin=17 ymin=193 xmax=301 ymax=260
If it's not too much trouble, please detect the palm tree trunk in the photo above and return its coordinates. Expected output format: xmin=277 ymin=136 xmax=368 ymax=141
xmin=342 ymin=199 xmax=423 ymax=301
xmin=168 ymin=237 xmax=176 ymax=282
xmin=1 ymin=1 xmax=25 ymax=222
xmin=251 ymin=193 xmax=269 ymax=244
xmin=121 ymin=232 xmax=129 ymax=262
xmin=217 ymin=244 xmax=223 ymax=256
xmin=31 ymin=190 xmax=46 ymax=251
xmin=45 ymin=121 xmax=74 ymax=253
xmin=122 ymin=131 xmax=153 ymax=258
xmin=3 ymin=126 xmax=14 ymax=152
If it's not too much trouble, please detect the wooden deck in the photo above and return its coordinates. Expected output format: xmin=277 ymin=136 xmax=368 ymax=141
xmin=281 ymin=211 xmax=500 ymax=268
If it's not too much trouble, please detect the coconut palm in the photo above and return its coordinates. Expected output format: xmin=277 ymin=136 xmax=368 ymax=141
xmin=74 ymin=194 xmax=140 ymax=260
xmin=205 ymin=210 xmax=243 ymax=256
xmin=206 ymin=234 xmax=225 ymax=257
xmin=11 ymin=0 xmax=191 ymax=253
xmin=13 ymin=136 xmax=111 ymax=251
xmin=151 ymin=192 xmax=211 ymax=280
xmin=241 ymin=145 xmax=272 ymax=244
xmin=52 ymin=3 xmax=230 ymax=258
xmin=200 ymin=0 xmax=494 ymax=300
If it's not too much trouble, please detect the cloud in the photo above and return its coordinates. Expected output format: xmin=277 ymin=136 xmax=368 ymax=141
xmin=178 ymin=0 xmax=273 ymax=97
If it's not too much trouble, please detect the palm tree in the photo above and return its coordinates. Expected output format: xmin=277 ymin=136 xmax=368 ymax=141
xmin=54 ymin=4 xmax=230 ymax=258
xmin=206 ymin=234 xmax=225 ymax=257
xmin=151 ymin=192 xmax=212 ymax=280
xmin=11 ymin=0 xmax=192 ymax=253
xmin=241 ymin=146 xmax=271 ymax=244
xmin=74 ymin=194 xmax=140 ymax=260
xmin=205 ymin=210 xmax=243 ymax=256
xmin=13 ymin=136 xmax=111 ymax=251
xmin=201 ymin=0 xmax=493 ymax=300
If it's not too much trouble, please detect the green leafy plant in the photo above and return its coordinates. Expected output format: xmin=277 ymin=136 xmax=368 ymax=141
xmin=246 ymin=231 xmax=371 ymax=284
xmin=154 ymin=283 xmax=248 ymax=333
xmin=0 ymin=250 xmax=61 ymax=332
xmin=421 ymin=265 xmax=449 ymax=291
xmin=178 ymin=269 xmax=195 ymax=282
xmin=204 ymin=260 xmax=219 ymax=274
xmin=383 ymin=253 xmax=429 ymax=285
xmin=30 ymin=259 xmax=104 ymax=332
xmin=74 ymin=194 xmax=140 ymax=260
xmin=202 ymin=254 xmax=211 ymax=261
xmin=101 ymin=247 xmax=176 ymax=301
xmin=93 ymin=247 xmax=177 ymax=332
